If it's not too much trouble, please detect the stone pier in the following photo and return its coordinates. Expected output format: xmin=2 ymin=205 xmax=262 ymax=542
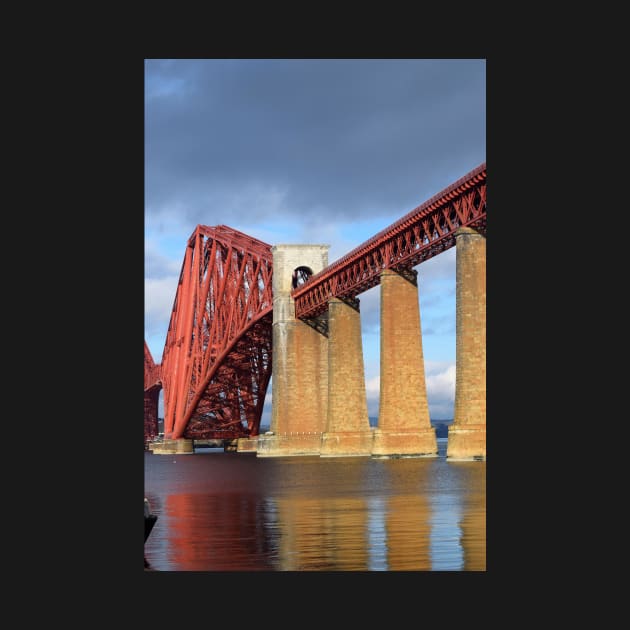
xmin=257 ymin=245 xmax=329 ymax=457
xmin=320 ymin=298 xmax=373 ymax=457
xmin=447 ymin=227 xmax=486 ymax=460
xmin=236 ymin=437 xmax=258 ymax=452
xmin=372 ymin=269 xmax=437 ymax=458
xmin=149 ymin=438 xmax=194 ymax=455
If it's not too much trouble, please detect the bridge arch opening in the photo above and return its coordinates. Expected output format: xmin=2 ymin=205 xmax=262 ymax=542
xmin=291 ymin=265 xmax=313 ymax=289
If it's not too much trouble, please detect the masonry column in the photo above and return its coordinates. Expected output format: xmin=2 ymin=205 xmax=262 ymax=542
xmin=257 ymin=245 xmax=329 ymax=457
xmin=320 ymin=298 xmax=373 ymax=456
xmin=372 ymin=268 xmax=437 ymax=458
xmin=447 ymin=227 xmax=486 ymax=460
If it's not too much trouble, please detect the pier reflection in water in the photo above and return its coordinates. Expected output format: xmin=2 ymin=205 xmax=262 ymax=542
xmin=144 ymin=439 xmax=485 ymax=571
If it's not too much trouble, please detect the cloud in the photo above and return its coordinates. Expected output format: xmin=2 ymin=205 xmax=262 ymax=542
xmin=418 ymin=246 xmax=456 ymax=285
xmin=145 ymin=59 xmax=485 ymax=228
xmin=145 ymin=237 xmax=182 ymax=279
xmin=358 ymin=285 xmax=382 ymax=333
xmin=362 ymin=360 xmax=455 ymax=421
xmin=365 ymin=375 xmax=381 ymax=418
xmin=425 ymin=360 xmax=456 ymax=416
xmin=145 ymin=275 xmax=179 ymax=343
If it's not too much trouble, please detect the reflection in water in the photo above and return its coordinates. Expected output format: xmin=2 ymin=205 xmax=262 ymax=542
xmin=144 ymin=442 xmax=486 ymax=571
xmin=164 ymin=492 xmax=276 ymax=571
xmin=385 ymin=495 xmax=431 ymax=570
xmin=273 ymin=496 xmax=368 ymax=570
xmin=430 ymin=493 xmax=463 ymax=570
xmin=367 ymin=497 xmax=387 ymax=570
xmin=453 ymin=461 xmax=486 ymax=571
xmin=461 ymin=502 xmax=486 ymax=571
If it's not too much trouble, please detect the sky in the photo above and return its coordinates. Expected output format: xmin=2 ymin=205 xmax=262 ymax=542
xmin=145 ymin=58 xmax=486 ymax=424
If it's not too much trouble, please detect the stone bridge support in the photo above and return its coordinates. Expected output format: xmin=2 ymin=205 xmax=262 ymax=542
xmin=447 ymin=227 xmax=486 ymax=460
xmin=372 ymin=269 xmax=437 ymax=458
xmin=257 ymin=245 xmax=329 ymax=457
xmin=320 ymin=298 xmax=374 ymax=457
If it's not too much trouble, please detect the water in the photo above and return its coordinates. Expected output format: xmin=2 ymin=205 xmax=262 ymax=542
xmin=144 ymin=438 xmax=485 ymax=571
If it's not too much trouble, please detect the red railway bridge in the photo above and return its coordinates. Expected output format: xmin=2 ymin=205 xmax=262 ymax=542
xmin=144 ymin=162 xmax=486 ymax=458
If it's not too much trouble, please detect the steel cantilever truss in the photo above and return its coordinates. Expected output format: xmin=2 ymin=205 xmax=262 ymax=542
xmin=160 ymin=225 xmax=273 ymax=440
xmin=292 ymin=162 xmax=486 ymax=319
xmin=144 ymin=341 xmax=161 ymax=443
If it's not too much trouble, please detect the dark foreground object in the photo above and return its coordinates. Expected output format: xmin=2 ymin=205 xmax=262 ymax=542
xmin=144 ymin=498 xmax=158 ymax=543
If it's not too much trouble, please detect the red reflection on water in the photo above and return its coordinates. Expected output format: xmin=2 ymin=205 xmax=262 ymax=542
xmin=164 ymin=492 xmax=275 ymax=571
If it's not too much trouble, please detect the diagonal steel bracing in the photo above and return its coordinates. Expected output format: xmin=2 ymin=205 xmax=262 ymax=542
xmin=159 ymin=225 xmax=273 ymax=440
xmin=292 ymin=163 xmax=486 ymax=319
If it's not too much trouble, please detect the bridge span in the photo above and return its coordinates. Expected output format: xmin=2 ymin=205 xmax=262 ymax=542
xmin=144 ymin=162 xmax=486 ymax=460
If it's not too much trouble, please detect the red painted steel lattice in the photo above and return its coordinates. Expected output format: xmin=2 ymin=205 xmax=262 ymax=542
xmin=144 ymin=341 xmax=161 ymax=443
xmin=144 ymin=340 xmax=161 ymax=390
xmin=292 ymin=163 xmax=486 ymax=319
xmin=159 ymin=225 xmax=273 ymax=440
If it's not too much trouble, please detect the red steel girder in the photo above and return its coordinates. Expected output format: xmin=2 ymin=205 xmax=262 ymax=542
xmin=144 ymin=340 xmax=162 ymax=391
xmin=160 ymin=225 xmax=273 ymax=440
xmin=292 ymin=163 xmax=486 ymax=319
xmin=144 ymin=341 xmax=162 ymax=444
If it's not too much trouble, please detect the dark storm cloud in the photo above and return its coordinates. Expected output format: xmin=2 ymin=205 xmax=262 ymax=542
xmin=145 ymin=59 xmax=485 ymax=224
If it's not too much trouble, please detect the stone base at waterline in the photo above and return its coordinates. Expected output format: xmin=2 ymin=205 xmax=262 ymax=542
xmin=319 ymin=430 xmax=374 ymax=457
xmin=371 ymin=428 xmax=438 ymax=458
xmin=446 ymin=424 xmax=486 ymax=460
xmin=150 ymin=438 xmax=194 ymax=455
xmin=236 ymin=437 xmax=258 ymax=452
xmin=256 ymin=432 xmax=322 ymax=457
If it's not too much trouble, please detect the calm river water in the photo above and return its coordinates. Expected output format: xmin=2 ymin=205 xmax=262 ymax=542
xmin=144 ymin=438 xmax=485 ymax=571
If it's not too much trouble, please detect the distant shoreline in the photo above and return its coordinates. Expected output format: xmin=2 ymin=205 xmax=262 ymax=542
xmin=258 ymin=419 xmax=454 ymax=437
xmin=159 ymin=418 xmax=454 ymax=438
